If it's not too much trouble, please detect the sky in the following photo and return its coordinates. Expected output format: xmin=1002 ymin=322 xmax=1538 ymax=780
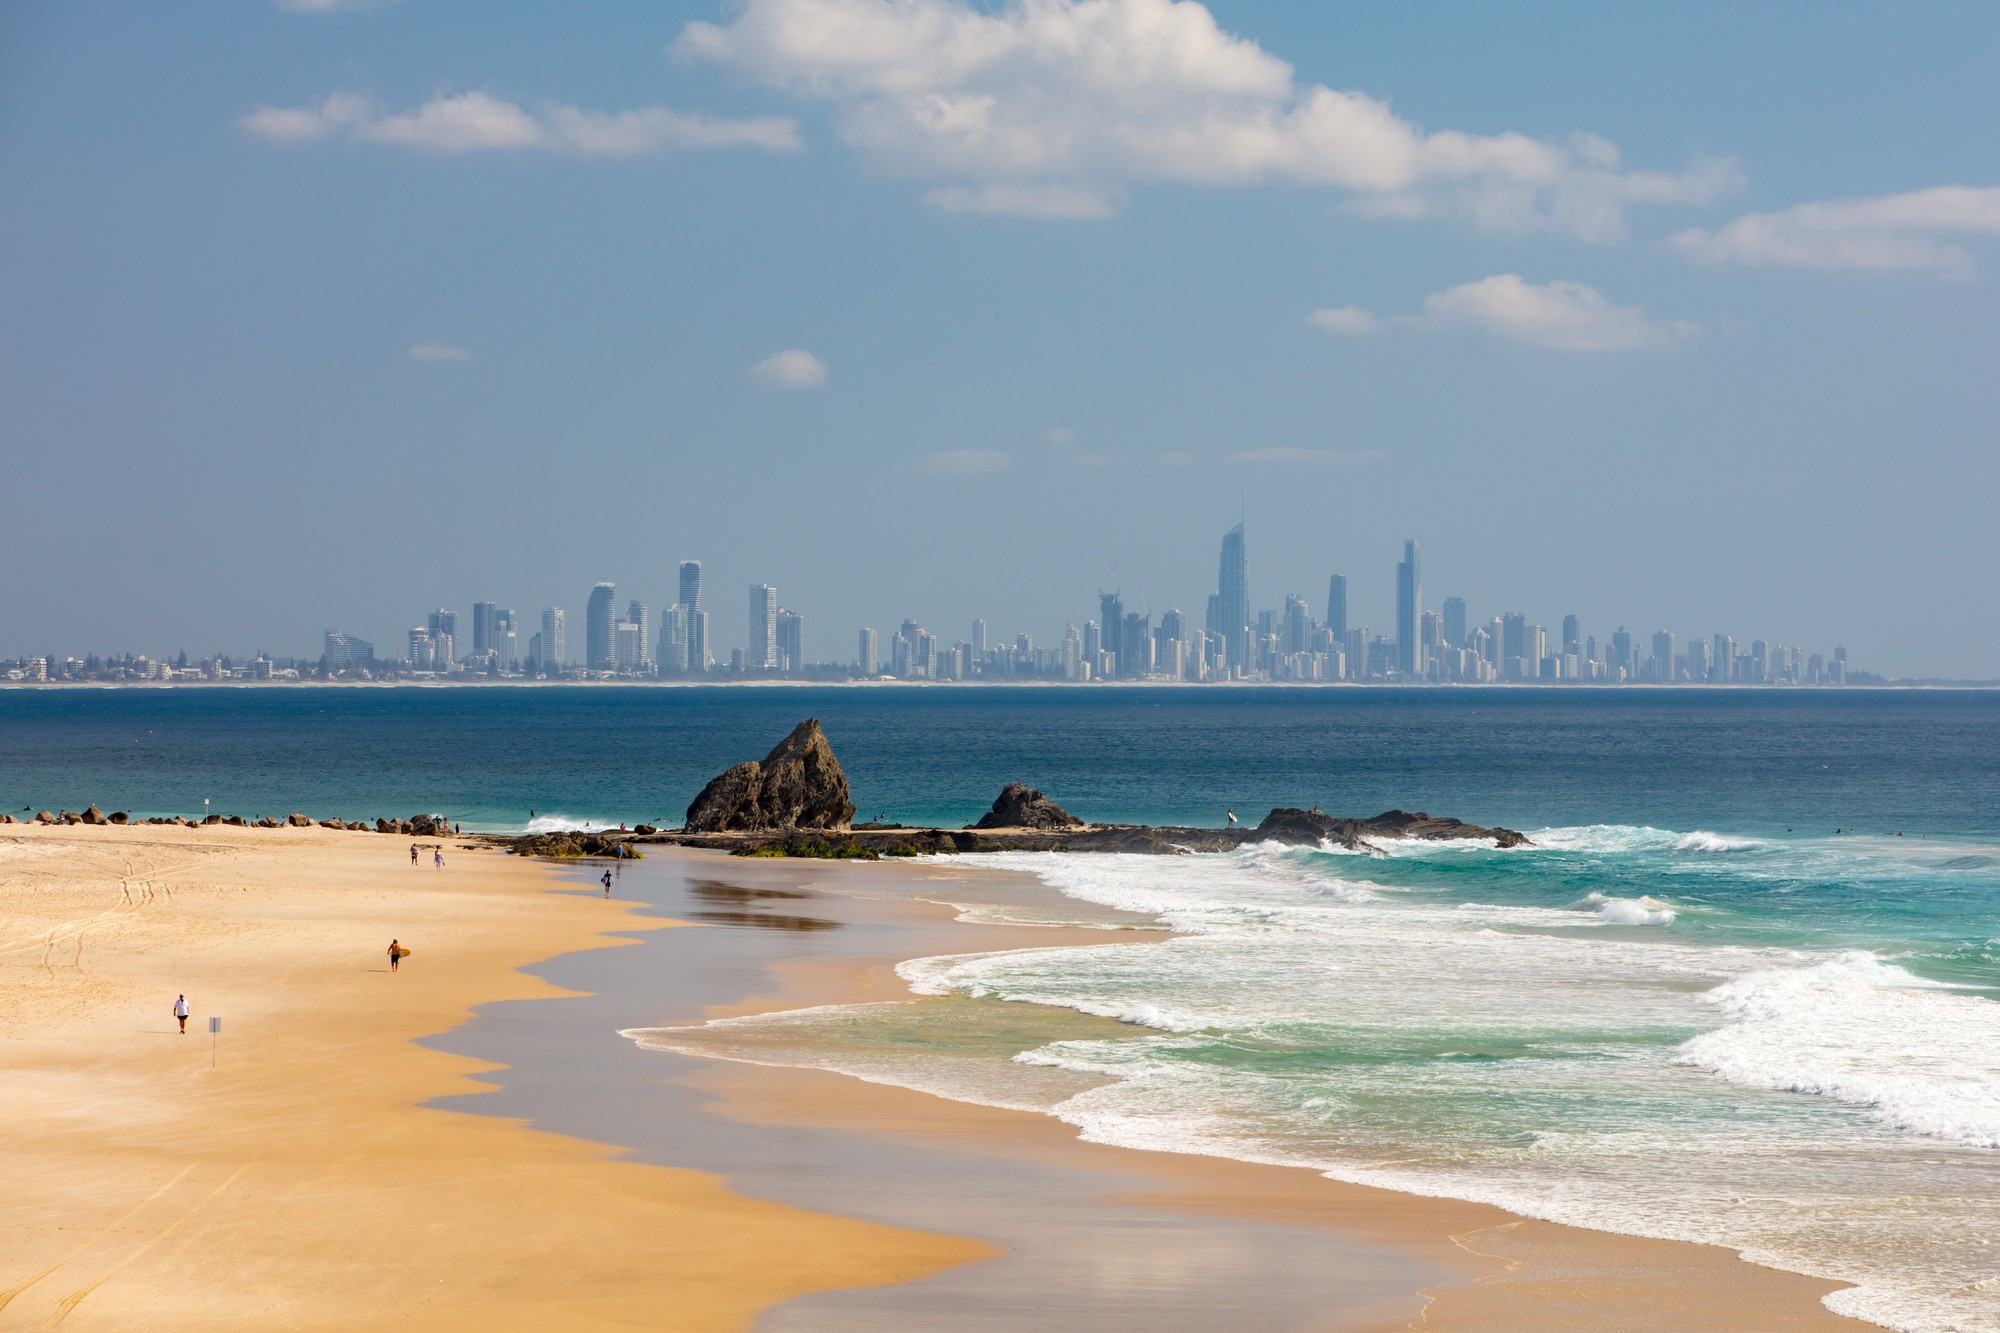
xmin=2 ymin=1 xmax=1997 ymax=678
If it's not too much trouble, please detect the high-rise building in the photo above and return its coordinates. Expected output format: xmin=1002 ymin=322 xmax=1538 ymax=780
xmin=427 ymin=608 xmax=459 ymax=641
xmin=1442 ymin=596 xmax=1466 ymax=649
xmin=971 ymin=619 xmax=987 ymax=662
xmin=614 ymin=620 xmax=642 ymax=669
xmin=626 ymin=601 xmax=650 ymax=669
xmin=323 ymin=631 xmax=373 ymax=669
xmin=678 ymin=561 xmax=703 ymax=614
xmin=493 ymin=609 xmax=518 ymax=668
xmin=1325 ymin=574 xmax=1348 ymax=643
xmin=1394 ymin=539 xmax=1421 ymax=676
xmin=746 ymin=584 xmax=778 ymax=669
xmin=776 ymin=609 xmax=803 ymax=671
xmin=689 ymin=611 xmax=709 ymax=672
xmin=1501 ymin=612 xmax=1526 ymax=669
xmin=1283 ymin=595 xmax=1310 ymax=656
xmin=1121 ymin=612 xmax=1152 ymax=676
xmin=1217 ymin=523 xmax=1250 ymax=672
xmin=1651 ymin=631 xmax=1676 ymax=681
xmin=471 ymin=602 xmax=496 ymax=657
xmin=857 ymin=626 xmax=879 ymax=675
xmin=1099 ymin=592 xmax=1123 ymax=669
xmin=586 ymin=583 xmax=618 ymax=670
xmin=1562 ymin=615 xmax=1582 ymax=659
xmin=661 ymin=605 xmax=689 ymax=673
xmin=540 ymin=607 xmax=566 ymax=670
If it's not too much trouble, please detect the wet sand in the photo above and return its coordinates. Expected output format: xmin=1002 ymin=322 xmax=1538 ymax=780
xmin=440 ymin=846 xmax=1878 ymax=1332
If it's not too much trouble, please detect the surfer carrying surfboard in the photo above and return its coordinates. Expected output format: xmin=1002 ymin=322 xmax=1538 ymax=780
xmin=388 ymin=938 xmax=405 ymax=972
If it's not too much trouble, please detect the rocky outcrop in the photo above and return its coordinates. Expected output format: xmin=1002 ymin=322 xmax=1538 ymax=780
xmin=108 ymin=811 xmax=129 ymax=824
xmin=684 ymin=720 xmax=855 ymax=834
xmin=35 ymin=811 xmax=56 ymax=824
xmin=81 ymin=806 xmax=107 ymax=825
xmin=973 ymin=783 xmax=1085 ymax=831
xmin=287 ymin=812 xmax=312 ymax=827
xmin=1252 ymin=807 xmax=1335 ymax=844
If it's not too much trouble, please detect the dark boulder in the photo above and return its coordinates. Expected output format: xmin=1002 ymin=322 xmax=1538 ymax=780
xmin=109 ymin=811 xmax=130 ymax=824
xmin=287 ymin=812 xmax=313 ymax=827
xmin=1252 ymin=807 xmax=1336 ymax=845
xmin=973 ymin=783 xmax=1085 ymax=831
xmin=35 ymin=811 xmax=57 ymax=824
xmin=1345 ymin=810 xmax=1532 ymax=849
xmin=81 ymin=805 xmax=107 ymax=825
xmin=684 ymin=719 xmax=855 ymax=834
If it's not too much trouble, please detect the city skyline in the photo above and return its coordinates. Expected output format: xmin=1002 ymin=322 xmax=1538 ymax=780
xmin=3 ymin=524 xmax=1929 ymax=685
xmin=4 ymin=5 xmax=1998 ymax=676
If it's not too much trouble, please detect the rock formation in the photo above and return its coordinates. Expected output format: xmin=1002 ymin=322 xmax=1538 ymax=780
xmin=684 ymin=719 xmax=855 ymax=834
xmin=973 ymin=783 xmax=1085 ymax=831
xmin=81 ymin=806 xmax=106 ymax=825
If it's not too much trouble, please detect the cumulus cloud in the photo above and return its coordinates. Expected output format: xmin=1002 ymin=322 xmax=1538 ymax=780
xmin=1317 ymin=275 xmax=1695 ymax=352
xmin=752 ymin=348 xmax=828 ymax=388
xmin=1668 ymin=185 xmax=2000 ymax=279
xmin=407 ymin=342 xmax=472 ymax=362
xmin=674 ymin=0 xmax=1734 ymax=236
xmin=918 ymin=448 xmax=1011 ymax=474
xmin=240 ymin=90 xmax=801 ymax=155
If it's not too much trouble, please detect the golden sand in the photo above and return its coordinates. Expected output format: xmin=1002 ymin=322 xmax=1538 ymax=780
xmin=0 ymin=824 xmax=988 ymax=1331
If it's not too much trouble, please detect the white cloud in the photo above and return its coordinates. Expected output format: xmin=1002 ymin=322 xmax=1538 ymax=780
xmin=675 ymin=0 xmax=1734 ymax=236
xmin=407 ymin=342 xmax=472 ymax=362
xmin=240 ymin=91 xmax=802 ymax=155
xmin=1668 ymin=186 xmax=2000 ymax=279
xmin=1318 ymin=276 xmax=1695 ymax=352
xmin=1420 ymin=275 xmax=1696 ymax=350
xmin=1308 ymin=305 xmax=1375 ymax=336
xmin=752 ymin=348 xmax=828 ymax=388
xmin=917 ymin=448 xmax=1011 ymax=474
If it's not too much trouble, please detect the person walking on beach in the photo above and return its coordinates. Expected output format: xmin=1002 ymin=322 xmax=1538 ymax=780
xmin=410 ymin=843 xmax=418 ymax=866
xmin=388 ymin=939 xmax=402 ymax=972
xmin=433 ymin=847 xmax=444 ymax=871
xmin=601 ymin=869 xmax=613 ymax=896
xmin=173 ymin=994 xmax=189 ymax=1033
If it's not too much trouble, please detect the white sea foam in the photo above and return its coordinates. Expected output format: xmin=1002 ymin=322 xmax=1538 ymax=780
xmin=1676 ymin=952 xmax=2000 ymax=1149
xmin=1674 ymin=830 xmax=1759 ymax=853
xmin=1566 ymin=891 xmax=1678 ymax=926
xmin=522 ymin=813 xmax=613 ymax=833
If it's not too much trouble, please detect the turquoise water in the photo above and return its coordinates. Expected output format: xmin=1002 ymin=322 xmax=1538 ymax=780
xmin=7 ymin=686 xmax=1998 ymax=1329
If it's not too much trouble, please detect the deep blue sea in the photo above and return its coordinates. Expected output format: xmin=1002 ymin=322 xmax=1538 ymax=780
xmin=8 ymin=685 xmax=1998 ymax=1330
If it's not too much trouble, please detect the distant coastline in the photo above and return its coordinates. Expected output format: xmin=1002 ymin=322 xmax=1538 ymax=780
xmin=3 ymin=678 xmax=1995 ymax=691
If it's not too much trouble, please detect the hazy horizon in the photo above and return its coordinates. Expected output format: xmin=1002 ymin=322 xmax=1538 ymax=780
xmin=3 ymin=3 xmax=1996 ymax=676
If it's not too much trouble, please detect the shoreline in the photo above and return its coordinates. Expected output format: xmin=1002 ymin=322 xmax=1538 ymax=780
xmin=0 ymin=823 xmax=987 ymax=1330
xmin=442 ymin=844 xmax=1880 ymax=1331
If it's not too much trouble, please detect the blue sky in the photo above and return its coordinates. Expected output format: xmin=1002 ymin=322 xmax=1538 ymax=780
xmin=3 ymin=1 xmax=1997 ymax=676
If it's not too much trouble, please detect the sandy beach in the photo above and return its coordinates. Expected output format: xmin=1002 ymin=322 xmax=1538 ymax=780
xmin=1 ymin=824 xmax=1880 ymax=1329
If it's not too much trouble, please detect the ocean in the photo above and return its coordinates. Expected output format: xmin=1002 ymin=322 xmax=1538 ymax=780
xmin=7 ymin=685 xmax=1998 ymax=1329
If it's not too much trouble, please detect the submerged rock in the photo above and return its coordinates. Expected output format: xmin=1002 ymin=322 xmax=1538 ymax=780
xmin=684 ymin=719 xmax=855 ymax=834
xmin=973 ymin=783 xmax=1085 ymax=831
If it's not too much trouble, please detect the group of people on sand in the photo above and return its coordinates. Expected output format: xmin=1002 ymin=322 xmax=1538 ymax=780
xmin=410 ymin=843 xmax=444 ymax=870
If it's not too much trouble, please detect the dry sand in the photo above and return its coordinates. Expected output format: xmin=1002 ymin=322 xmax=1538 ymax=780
xmin=0 ymin=823 xmax=986 ymax=1331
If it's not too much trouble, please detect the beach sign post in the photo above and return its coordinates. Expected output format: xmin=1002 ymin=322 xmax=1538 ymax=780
xmin=208 ymin=1015 xmax=220 ymax=1068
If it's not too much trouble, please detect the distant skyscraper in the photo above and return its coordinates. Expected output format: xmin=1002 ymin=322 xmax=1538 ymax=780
xmin=1562 ymin=615 xmax=1582 ymax=658
xmin=748 ymin=584 xmax=778 ymax=669
xmin=1283 ymin=595 xmax=1310 ymax=656
xmin=661 ymin=605 xmax=689 ymax=673
xmin=1442 ymin=596 xmax=1466 ymax=649
xmin=540 ymin=607 xmax=565 ymax=670
xmin=1502 ymin=612 xmax=1526 ymax=668
xmin=1099 ymin=592 xmax=1123 ymax=669
xmin=689 ymin=611 xmax=709 ymax=671
xmin=1217 ymin=523 xmax=1249 ymax=671
xmin=493 ymin=609 xmax=517 ymax=668
xmin=323 ymin=631 xmax=373 ymax=669
xmin=1121 ymin=612 xmax=1152 ymax=676
xmin=614 ymin=620 xmax=642 ymax=669
xmin=678 ymin=561 xmax=703 ymax=613
xmin=971 ymin=619 xmax=987 ymax=661
xmin=1394 ymin=539 xmax=1421 ymax=676
xmin=1325 ymin=575 xmax=1348 ymax=643
xmin=776 ymin=609 xmax=803 ymax=671
xmin=471 ymin=601 xmax=496 ymax=657
xmin=586 ymin=583 xmax=617 ymax=670
xmin=626 ymin=600 xmax=650 ymax=668
xmin=858 ymin=626 xmax=879 ymax=675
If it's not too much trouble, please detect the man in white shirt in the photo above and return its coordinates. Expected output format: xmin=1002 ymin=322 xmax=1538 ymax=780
xmin=173 ymin=994 xmax=189 ymax=1034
